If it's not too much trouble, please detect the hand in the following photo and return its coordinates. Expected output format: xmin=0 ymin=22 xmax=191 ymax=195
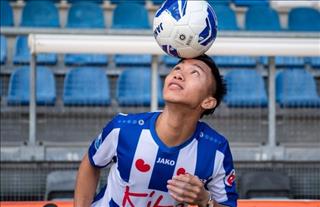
xmin=167 ymin=173 xmax=209 ymax=207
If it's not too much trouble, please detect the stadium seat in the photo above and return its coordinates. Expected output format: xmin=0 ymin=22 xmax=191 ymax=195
xmin=0 ymin=35 xmax=7 ymax=64
xmin=20 ymin=1 xmax=60 ymax=28
xmin=7 ymin=67 xmax=56 ymax=105
xmin=211 ymin=5 xmax=238 ymax=31
xmin=224 ymin=69 xmax=268 ymax=107
xmin=288 ymin=7 xmax=320 ymax=32
xmin=67 ymin=0 xmax=103 ymax=4
xmin=276 ymin=69 xmax=320 ymax=107
xmin=162 ymin=56 xmax=179 ymax=67
xmin=208 ymin=0 xmax=230 ymax=6
xmin=116 ymin=68 xmax=164 ymax=106
xmin=112 ymin=3 xmax=151 ymax=66
xmin=110 ymin=0 xmax=145 ymax=5
xmin=310 ymin=57 xmax=320 ymax=69
xmin=211 ymin=5 xmax=257 ymax=68
xmin=45 ymin=170 xmax=77 ymax=200
xmin=151 ymin=0 xmax=164 ymax=5
xmin=260 ymin=56 xmax=305 ymax=68
xmin=64 ymin=2 xmax=108 ymax=66
xmin=245 ymin=6 xmax=281 ymax=31
xmin=213 ymin=56 xmax=257 ymax=68
xmin=63 ymin=67 xmax=111 ymax=106
xmin=13 ymin=36 xmax=57 ymax=65
xmin=0 ymin=0 xmax=14 ymax=26
xmin=240 ymin=171 xmax=291 ymax=199
xmin=233 ymin=0 xmax=269 ymax=7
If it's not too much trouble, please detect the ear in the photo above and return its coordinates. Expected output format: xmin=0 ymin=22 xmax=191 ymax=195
xmin=201 ymin=96 xmax=217 ymax=110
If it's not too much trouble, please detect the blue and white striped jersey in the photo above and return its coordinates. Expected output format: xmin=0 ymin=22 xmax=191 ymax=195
xmin=88 ymin=112 xmax=237 ymax=207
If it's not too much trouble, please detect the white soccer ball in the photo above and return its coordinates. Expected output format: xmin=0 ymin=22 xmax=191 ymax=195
xmin=153 ymin=0 xmax=218 ymax=58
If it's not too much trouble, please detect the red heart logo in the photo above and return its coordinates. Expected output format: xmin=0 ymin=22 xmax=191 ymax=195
xmin=135 ymin=159 xmax=150 ymax=172
xmin=177 ymin=168 xmax=186 ymax=176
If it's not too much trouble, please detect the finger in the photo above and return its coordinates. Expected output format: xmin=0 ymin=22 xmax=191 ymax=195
xmin=173 ymin=174 xmax=204 ymax=186
xmin=167 ymin=179 xmax=195 ymax=193
xmin=167 ymin=183 xmax=197 ymax=200
xmin=168 ymin=190 xmax=198 ymax=205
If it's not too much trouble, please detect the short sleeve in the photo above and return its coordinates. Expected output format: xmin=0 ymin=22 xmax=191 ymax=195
xmin=88 ymin=115 xmax=121 ymax=168
xmin=207 ymin=140 xmax=238 ymax=207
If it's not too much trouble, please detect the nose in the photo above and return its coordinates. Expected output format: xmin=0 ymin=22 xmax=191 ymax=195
xmin=173 ymin=72 xmax=184 ymax=81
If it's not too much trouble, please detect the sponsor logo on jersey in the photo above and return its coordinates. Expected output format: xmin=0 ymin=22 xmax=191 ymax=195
xmin=225 ymin=169 xmax=236 ymax=186
xmin=156 ymin=157 xmax=176 ymax=166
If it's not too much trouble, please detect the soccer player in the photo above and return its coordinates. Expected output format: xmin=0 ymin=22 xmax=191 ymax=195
xmin=74 ymin=54 xmax=238 ymax=207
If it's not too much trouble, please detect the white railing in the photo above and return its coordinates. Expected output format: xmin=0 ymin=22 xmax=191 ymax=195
xmin=28 ymin=34 xmax=320 ymax=159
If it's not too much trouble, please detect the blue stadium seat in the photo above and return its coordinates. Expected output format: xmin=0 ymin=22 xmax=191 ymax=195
xmin=211 ymin=5 xmax=238 ymax=31
xmin=110 ymin=0 xmax=145 ymax=5
xmin=20 ymin=1 xmax=60 ymax=28
xmin=310 ymin=57 xmax=320 ymax=69
xmin=276 ymin=69 xmax=320 ymax=107
xmin=0 ymin=0 xmax=14 ymax=26
xmin=162 ymin=56 xmax=179 ymax=67
xmin=7 ymin=67 xmax=56 ymax=105
xmin=64 ymin=2 xmax=108 ymax=66
xmin=288 ymin=7 xmax=320 ymax=32
xmin=211 ymin=6 xmax=256 ymax=68
xmin=0 ymin=35 xmax=7 ymax=65
xmin=208 ymin=0 xmax=230 ymax=6
xmin=117 ymin=68 xmax=164 ymax=106
xmin=260 ymin=56 xmax=305 ymax=68
xmin=233 ymin=0 xmax=268 ymax=7
xmin=112 ymin=3 xmax=151 ymax=66
xmin=213 ymin=56 xmax=257 ymax=68
xmin=245 ymin=6 xmax=281 ymax=31
xmin=224 ymin=69 xmax=268 ymax=107
xmin=151 ymin=0 xmax=164 ymax=5
xmin=13 ymin=36 xmax=57 ymax=65
xmin=67 ymin=0 xmax=103 ymax=4
xmin=63 ymin=67 xmax=111 ymax=106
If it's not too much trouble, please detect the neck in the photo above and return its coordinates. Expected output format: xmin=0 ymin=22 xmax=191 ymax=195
xmin=155 ymin=103 xmax=201 ymax=147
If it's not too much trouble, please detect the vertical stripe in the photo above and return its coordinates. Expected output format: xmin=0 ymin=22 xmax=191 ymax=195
xmin=129 ymin=130 xmax=159 ymax=186
xmin=210 ymin=151 xmax=228 ymax=203
xmin=173 ymin=139 xmax=198 ymax=176
xmin=149 ymin=150 xmax=179 ymax=192
xmin=194 ymin=138 xmax=217 ymax=180
xmin=117 ymin=125 xmax=143 ymax=182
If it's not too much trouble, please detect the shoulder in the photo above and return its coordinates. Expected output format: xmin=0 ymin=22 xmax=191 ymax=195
xmin=110 ymin=111 xmax=158 ymax=128
xmin=198 ymin=121 xmax=229 ymax=150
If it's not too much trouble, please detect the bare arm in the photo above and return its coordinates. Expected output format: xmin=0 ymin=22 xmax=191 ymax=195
xmin=74 ymin=153 xmax=100 ymax=207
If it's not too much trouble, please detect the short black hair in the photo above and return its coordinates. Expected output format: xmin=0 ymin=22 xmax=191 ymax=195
xmin=178 ymin=54 xmax=226 ymax=117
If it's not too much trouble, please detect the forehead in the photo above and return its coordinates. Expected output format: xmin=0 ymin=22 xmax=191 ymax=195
xmin=178 ymin=59 xmax=212 ymax=74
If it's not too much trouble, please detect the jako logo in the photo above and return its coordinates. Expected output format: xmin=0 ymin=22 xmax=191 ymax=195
xmin=153 ymin=23 xmax=163 ymax=37
xmin=156 ymin=157 xmax=175 ymax=166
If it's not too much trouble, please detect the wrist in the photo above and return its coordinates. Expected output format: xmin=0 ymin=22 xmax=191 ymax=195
xmin=199 ymin=191 xmax=214 ymax=207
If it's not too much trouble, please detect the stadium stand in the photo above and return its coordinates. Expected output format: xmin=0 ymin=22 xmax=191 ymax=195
xmin=116 ymin=68 xmax=164 ymax=106
xmin=63 ymin=67 xmax=111 ymax=106
xmin=245 ymin=5 xmax=281 ymax=31
xmin=0 ymin=35 xmax=7 ymax=65
xmin=162 ymin=56 xmax=179 ymax=67
xmin=20 ymin=1 xmax=60 ymax=28
xmin=64 ymin=2 xmax=108 ymax=66
xmin=0 ymin=0 xmax=14 ymax=27
xmin=240 ymin=171 xmax=291 ymax=199
xmin=224 ymin=69 xmax=268 ymax=107
xmin=233 ymin=0 xmax=269 ymax=7
xmin=13 ymin=36 xmax=58 ymax=65
xmin=211 ymin=5 xmax=256 ymax=68
xmin=310 ymin=57 xmax=320 ymax=69
xmin=7 ymin=67 xmax=56 ymax=105
xmin=276 ymin=69 xmax=320 ymax=107
xmin=44 ymin=171 xmax=77 ymax=201
xmin=112 ymin=3 xmax=151 ymax=66
xmin=67 ymin=0 xmax=103 ymax=4
xmin=288 ymin=7 xmax=320 ymax=32
xmin=110 ymin=0 xmax=145 ymax=5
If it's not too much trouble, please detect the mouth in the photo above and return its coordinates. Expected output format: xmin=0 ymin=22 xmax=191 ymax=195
xmin=168 ymin=82 xmax=183 ymax=90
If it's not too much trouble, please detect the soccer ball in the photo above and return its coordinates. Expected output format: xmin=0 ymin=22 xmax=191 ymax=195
xmin=153 ymin=0 xmax=218 ymax=58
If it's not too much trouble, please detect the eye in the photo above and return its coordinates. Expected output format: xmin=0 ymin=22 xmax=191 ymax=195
xmin=191 ymin=70 xmax=200 ymax=76
xmin=173 ymin=66 xmax=181 ymax=71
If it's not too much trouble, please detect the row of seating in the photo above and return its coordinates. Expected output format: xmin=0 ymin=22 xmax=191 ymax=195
xmin=3 ymin=67 xmax=320 ymax=107
xmin=1 ymin=34 xmax=319 ymax=68
xmin=2 ymin=0 xmax=319 ymax=31
xmin=2 ymin=0 xmax=269 ymax=7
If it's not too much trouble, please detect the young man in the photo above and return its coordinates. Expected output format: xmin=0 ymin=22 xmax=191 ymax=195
xmin=74 ymin=54 xmax=238 ymax=207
